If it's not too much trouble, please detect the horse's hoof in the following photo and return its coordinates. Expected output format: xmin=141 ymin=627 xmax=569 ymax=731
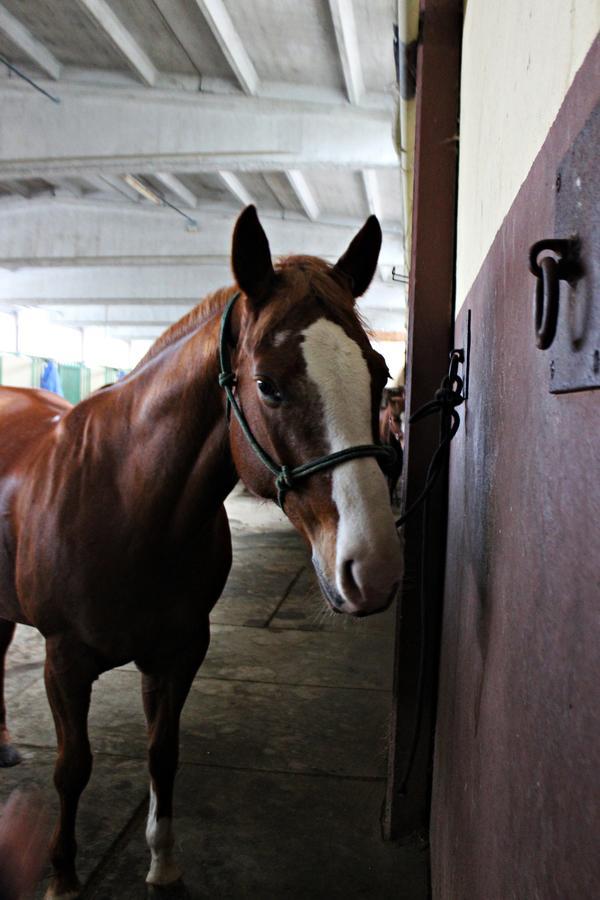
xmin=0 ymin=743 xmax=22 ymax=767
xmin=44 ymin=888 xmax=80 ymax=900
xmin=147 ymin=881 xmax=189 ymax=898
xmin=146 ymin=857 xmax=182 ymax=886
xmin=44 ymin=873 xmax=81 ymax=899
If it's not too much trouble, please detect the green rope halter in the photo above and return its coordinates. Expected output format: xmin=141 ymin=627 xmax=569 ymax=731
xmin=218 ymin=291 xmax=397 ymax=508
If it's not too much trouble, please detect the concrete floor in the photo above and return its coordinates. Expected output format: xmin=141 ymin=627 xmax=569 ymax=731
xmin=1 ymin=488 xmax=428 ymax=899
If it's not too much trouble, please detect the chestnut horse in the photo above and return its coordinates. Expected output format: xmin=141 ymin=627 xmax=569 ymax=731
xmin=380 ymin=388 xmax=404 ymax=500
xmin=0 ymin=207 xmax=402 ymax=898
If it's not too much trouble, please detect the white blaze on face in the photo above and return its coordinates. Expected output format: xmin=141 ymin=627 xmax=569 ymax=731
xmin=301 ymin=318 xmax=401 ymax=612
xmin=145 ymin=784 xmax=181 ymax=886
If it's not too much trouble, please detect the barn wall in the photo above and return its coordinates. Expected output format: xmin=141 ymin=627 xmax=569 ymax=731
xmin=1 ymin=354 xmax=32 ymax=387
xmin=456 ymin=0 xmax=599 ymax=310
xmin=90 ymin=366 xmax=110 ymax=392
xmin=430 ymin=32 xmax=600 ymax=900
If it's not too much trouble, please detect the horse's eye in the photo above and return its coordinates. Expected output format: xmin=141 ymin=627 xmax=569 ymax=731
xmin=256 ymin=379 xmax=283 ymax=404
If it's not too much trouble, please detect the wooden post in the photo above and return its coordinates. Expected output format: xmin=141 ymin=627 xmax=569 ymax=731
xmin=383 ymin=0 xmax=462 ymax=840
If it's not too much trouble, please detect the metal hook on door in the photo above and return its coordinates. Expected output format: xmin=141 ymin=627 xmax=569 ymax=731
xmin=528 ymin=238 xmax=581 ymax=349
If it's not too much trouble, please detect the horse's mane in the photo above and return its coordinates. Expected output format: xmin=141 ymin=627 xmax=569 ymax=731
xmin=132 ymin=285 xmax=233 ymax=372
xmin=133 ymin=255 xmax=366 ymax=372
xmin=252 ymin=255 xmax=367 ymax=343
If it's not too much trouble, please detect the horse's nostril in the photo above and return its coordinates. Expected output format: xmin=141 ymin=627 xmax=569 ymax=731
xmin=342 ymin=558 xmax=358 ymax=596
xmin=339 ymin=559 xmax=400 ymax=612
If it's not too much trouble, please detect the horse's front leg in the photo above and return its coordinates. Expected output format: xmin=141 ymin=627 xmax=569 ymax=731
xmin=0 ymin=619 xmax=21 ymax=767
xmin=140 ymin=630 xmax=210 ymax=887
xmin=44 ymin=638 xmax=99 ymax=899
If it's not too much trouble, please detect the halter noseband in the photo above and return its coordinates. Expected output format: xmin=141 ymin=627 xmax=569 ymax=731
xmin=218 ymin=291 xmax=396 ymax=509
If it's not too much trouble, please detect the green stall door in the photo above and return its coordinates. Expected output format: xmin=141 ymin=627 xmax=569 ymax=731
xmin=58 ymin=364 xmax=82 ymax=405
xmin=32 ymin=357 xmax=45 ymax=389
xmin=81 ymin=367 xmax=91 ymax=399
xmin=104 ymin=367 xmax=120 ymax=385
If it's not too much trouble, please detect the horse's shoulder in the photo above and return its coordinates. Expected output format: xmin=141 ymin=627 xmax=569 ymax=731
xmin=0 ymin=387 xmax=71 ymax=478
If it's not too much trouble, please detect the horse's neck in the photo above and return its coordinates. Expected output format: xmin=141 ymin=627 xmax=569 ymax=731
xmin=93 ymin=310 xmax=236 ymax=539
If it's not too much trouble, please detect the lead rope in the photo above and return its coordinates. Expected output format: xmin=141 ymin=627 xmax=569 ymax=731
xmin=394 ymin=350 xmax=464 ymax=795
xmin=220 ymin=289 xmax=463 ymax=793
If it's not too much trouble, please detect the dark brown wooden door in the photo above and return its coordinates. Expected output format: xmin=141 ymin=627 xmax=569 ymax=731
xmin=430 ymin=39 xmax=600 ymax=900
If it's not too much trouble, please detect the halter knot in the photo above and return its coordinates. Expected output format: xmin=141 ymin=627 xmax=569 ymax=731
xmin=275 ymin=466 xmax=296 ymax=509
xmin=434 ymin=383 xmax=462 ymax=407
xmin=218 ymin=371 xmax=236 ymax=388
xmin=276 ymin=466 xmax=295 ymax=490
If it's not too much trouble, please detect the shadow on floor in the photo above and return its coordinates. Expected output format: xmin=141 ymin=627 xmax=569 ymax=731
xmin=1 ymin=489 xmax=428 ymax=899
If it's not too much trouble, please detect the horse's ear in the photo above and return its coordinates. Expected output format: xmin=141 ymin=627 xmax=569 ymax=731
xmin=333 ymin=215 xmax=382 ymax=298
xmin=231 ymin=205 xmax=275 ymax=305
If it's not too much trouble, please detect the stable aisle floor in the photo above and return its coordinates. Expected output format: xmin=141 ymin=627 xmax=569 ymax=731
xmin=1 ymin=488 xmax=427 ymax=899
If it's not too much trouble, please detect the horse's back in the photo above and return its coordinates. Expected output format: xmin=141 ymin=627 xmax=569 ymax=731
xmin=0 ymin=388 xmax=71 ymax=622
xmin=0 ymin=386 xmax=71 ymax=476
xmin=0 ymin=385 xmax=71 ymax=420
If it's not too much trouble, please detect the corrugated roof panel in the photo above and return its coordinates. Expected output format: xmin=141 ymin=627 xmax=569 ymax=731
xmin=107 ymin=0 xmax=198 ymax=75
xmin=308 ymin=170 xmax=368 ymax=220
xmin=262 ymin=173 xmax=304 ymax=215
xmin=176 ymin=173 xmax=230 ymax=203
xmin=151 ymin=0 xmax=236 ymax=78
xmin=232 ymin=173 xmax=280 ymax=211
xmin=1 ymin=0 xmax=129 ymax=70
xmin=21 ymin=177 xmax=53 ymax=196
xmin=222 ymin=0 xmax=344 ymax=89
xmin=355 ymin=0 xmax=397 ymax=94
xmin=67 ymin=177 xmax=97 ymax=195
xmin=376 ymin=169 xmax=403 ymax=227
xmin=0 ymin=31 xmax=35 ymax=72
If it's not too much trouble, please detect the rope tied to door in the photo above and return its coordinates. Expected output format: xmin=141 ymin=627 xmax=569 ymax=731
xmin=396 ymin=350 xmax=464 ymax=529
xmin=395 ymin=349 xmax=465 ymax=796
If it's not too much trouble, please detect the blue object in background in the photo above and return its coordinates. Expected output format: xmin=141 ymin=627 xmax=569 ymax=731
xmin=40 ymin=359 xmax=64 ymax=396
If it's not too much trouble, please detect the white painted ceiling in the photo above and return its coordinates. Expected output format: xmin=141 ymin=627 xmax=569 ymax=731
xmin=0 ymin=0 xmax=406 ymax=341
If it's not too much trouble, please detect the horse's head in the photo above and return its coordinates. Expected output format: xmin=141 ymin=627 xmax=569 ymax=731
xmin=383 ymin=389 xmax=405 ymax=441
xmin=226 ymin=206 xmax=402 ymax=617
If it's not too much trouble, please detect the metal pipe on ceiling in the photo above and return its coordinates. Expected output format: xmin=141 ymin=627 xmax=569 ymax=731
xmin=395 ymin=0 xmax=419 ymax=264
xmin=0 ymin=53 xmax=60 ymax=103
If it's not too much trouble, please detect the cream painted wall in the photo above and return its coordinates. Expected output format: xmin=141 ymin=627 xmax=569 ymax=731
xmin=90 ymin=367 xmax=109 ymax=392
xmin=1 ymin=355 xmax=32 ymax=387
xmin=456 ymin=1 xmax=599 ymax=311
